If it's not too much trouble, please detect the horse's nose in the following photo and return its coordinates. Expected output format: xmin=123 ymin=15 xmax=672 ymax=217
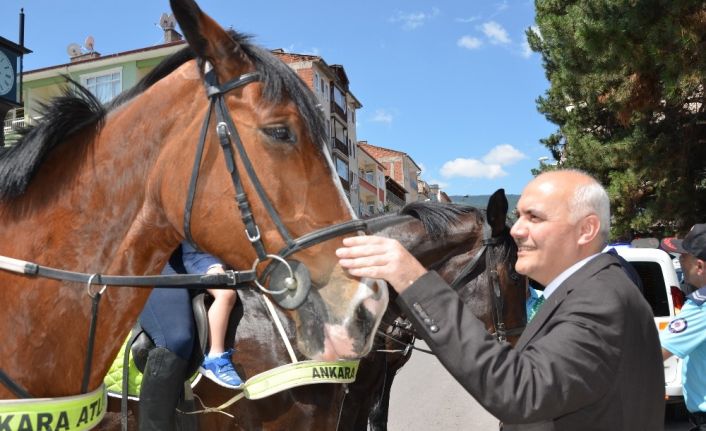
xmin=356 ymin=278 xmax=388 ymax=315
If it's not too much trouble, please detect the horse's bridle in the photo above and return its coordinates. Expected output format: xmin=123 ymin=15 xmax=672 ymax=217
xmin=448 ymin=218 xmax=526 ymax=342
xmin=183 ymin=67 xmax=404 ymax=310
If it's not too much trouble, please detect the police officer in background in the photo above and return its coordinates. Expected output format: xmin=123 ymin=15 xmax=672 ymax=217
xmin=661 ymin=224 xmax=706 ymax=431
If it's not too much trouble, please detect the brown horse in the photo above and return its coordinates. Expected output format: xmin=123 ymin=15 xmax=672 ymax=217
xmin=99 ymin=192 xmax=526 ymax=429
xmin=0 ymin=0 xmax=388 ymax=401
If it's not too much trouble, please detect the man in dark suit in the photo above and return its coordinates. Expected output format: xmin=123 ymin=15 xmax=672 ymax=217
xmin=337 ymin=169 xmax=664 ymax=430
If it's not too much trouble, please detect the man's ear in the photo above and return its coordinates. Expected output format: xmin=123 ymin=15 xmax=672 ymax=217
xmin=696 ymin=258 xmax=706 ymax=276
xmin=577 ymin=214 xmax=601 ymax=246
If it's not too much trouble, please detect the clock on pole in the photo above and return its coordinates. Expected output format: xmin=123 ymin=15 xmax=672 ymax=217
xmin=0 ymin=36 xmax=30 ymax=108
xmin=0 ymin=30 xmax=31 ymax=147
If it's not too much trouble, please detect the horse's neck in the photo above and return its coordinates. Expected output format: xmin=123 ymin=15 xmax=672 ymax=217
xmin=0 ymin=69 xmax=199 ymax=397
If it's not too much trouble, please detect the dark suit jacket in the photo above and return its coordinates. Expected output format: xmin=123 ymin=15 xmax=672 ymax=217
xmin=398 ymin=253 xmax=664 ymax=430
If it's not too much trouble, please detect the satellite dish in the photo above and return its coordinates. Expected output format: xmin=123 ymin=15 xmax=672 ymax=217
xmin=84 ymin=36 xmax=95 ymax=52
xmin=66 ymin=43 xmax=82 ymax=57
xmin=159 ymin=12 xmax=176 ymax=30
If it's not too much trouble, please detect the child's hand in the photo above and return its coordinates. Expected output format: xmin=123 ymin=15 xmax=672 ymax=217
xmin=206 ymin=264 xmax=225 ymax=275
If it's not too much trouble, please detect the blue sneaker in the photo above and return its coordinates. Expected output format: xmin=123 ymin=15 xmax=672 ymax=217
xmin=199 ymin=350 xmax=244 ymax=389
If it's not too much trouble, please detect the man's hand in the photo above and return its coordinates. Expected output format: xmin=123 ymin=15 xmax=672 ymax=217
xmin=336 ymin=235 xmax=427 ymax=293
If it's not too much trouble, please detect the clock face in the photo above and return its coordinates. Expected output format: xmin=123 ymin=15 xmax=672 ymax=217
xmin=0 ymin=50 xmax=15 ymax=97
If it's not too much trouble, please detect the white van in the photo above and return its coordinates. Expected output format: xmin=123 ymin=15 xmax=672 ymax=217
xmin=611 ymin=247 xmax=685 ymax=403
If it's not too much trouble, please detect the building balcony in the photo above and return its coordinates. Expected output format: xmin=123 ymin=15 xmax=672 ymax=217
xmin=332 ymin=136 xmax=348 ymax=156
xmin=3 ymin=117 xmax=26 ymax=134
xmin=359 ymin=176 xmax=377 ymax=194
xmin=330 ymin=101 xmax=346 ymax=120
xmin=386 ymin=192 xmax=405 ymax=209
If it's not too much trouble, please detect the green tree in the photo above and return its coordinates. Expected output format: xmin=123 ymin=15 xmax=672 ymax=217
xmin=530 ymin=0 xmax=706 ymax=239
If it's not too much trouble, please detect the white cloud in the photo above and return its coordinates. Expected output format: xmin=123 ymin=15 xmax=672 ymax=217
xmin=440 ymin=144 xmax=526 ymax=179
xmin=495 ymin=0 xmax=509 ymax=12
xmin=481 ymin=21 xmax=511 ymax=44
xmin=482 ymin=144 xmax=526 ymax=165
xmin=520 ymin=39 xmax=533 ymax=58
xmin=389 ymin=8 xmax=440 ymax=30
xmin=441 ymin=158 xmax=506 ymax=179
xmin=371 ymin=109 xmax=393 ymax=124
xmin=455 ymin=16 xmax=480 ymax=23
xmin=457 ymin=35 xmax=483 ymax=50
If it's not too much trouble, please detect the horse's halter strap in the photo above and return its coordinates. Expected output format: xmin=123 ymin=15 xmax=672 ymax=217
xmin=449 ymin=218 xmax=525 ymax=342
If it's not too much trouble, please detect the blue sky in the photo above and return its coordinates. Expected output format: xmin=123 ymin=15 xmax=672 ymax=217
xmin=0 ymin=0 xmax=555 ymax=195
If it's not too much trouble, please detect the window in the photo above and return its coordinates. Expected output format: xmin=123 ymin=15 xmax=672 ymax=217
xmin=332 ymin=118 xmax=347 ymax=143
xmin=335 ymin=157 xmax=349 ymax=181
xmin=314 ymin=72 xmax=320 ymax=92
xmin=81 ymin=68 xmax=122 ymax=103
xmin=332 ymin=86 xmax=346 ymax=114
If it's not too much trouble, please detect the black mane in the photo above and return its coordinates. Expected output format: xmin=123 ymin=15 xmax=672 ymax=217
xmin=400 ymin=201 xmax=481 ymax=241
xmin=0 ymin=30 xmax=326 ymax=200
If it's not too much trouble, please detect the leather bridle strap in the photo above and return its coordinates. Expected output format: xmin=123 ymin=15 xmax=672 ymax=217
xmin=277 ymin=214 xmax=415 ymax=259
xmin=448 ymin=218 xmax=524 ymax=342
xmin=0 ymin=256 xmax=254 ymax=288
xmin=450 ymin=221 xmax=494 ymax=290
xmin=0 ymin=369 xmax=30 ymax=399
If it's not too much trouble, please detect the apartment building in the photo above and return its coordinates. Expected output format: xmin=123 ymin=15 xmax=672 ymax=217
xmin=358 ymin=141 xmax=422 ymax=204
xmin=356 ymin=143 xmax=386 ymax=217
xmin=272 ymin=51 xmax=363 ymax=214
xmin=4 ymin=26 xmax=185 ymax=142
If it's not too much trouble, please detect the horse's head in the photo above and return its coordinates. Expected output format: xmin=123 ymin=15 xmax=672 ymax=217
xmin=378 ymin=190 xmax=527 ymax=345
xmin=158 ymin=0 xmax=387 ymax=360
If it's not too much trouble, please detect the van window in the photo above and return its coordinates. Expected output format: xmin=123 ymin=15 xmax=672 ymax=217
xmin=630 ymin=261 xmax=670 ymax=316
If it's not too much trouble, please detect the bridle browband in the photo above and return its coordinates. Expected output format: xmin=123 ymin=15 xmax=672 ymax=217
xmin=449 ymin=217 xmax=525 ymax=342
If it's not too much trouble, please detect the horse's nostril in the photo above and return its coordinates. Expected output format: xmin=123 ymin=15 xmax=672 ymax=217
xmin=369 ymin=280 xmax=386 ymax=300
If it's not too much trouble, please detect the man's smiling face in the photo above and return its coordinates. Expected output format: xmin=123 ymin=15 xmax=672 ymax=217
xmin=510 ymin=175 xmax=585 ymax=286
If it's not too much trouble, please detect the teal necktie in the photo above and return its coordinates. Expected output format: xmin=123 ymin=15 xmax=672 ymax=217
xmin=528 ymin=295 xmax=545 ymax=322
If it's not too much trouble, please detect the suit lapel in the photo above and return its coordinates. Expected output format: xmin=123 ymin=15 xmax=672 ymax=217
xmin=515 ymin=253 xmax=616 ymax=351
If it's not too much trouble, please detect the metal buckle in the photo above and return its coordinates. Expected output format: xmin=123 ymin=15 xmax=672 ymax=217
xmin=246 ymin=226 xmax=261 ymax=243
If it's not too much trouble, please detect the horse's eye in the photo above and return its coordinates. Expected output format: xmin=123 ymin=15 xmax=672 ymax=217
xmin=262 ymin=126 xmax=296 ymax=143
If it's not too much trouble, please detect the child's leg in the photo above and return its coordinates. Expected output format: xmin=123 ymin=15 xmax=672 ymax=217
xmin=206 ymin=288 xmax=237 ymax=354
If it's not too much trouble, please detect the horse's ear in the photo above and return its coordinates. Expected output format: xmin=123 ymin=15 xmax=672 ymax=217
xmin=486 ymin=188 xmax=508 ymax=237
xmin=170 ymin=0 xmax=245 ymax=72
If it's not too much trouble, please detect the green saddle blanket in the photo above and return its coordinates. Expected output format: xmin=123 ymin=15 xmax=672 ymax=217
xmin=104 ymin=336 xmax=144 ymax=399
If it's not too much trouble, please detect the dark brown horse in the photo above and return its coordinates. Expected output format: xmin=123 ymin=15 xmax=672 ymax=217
xmin=99 ymin=191 xmax=525 ymax=429
xmin=340 ymin=189 xmax=527 ymax=430
xmin=0 ymin=0 xmax=388 ymax=403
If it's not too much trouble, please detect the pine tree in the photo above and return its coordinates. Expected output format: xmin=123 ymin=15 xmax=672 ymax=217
xmin=531 ymin=0 xmax=706 ymax=238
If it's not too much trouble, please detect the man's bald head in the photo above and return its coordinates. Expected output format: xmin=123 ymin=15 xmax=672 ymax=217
xmin=530 ymin=170 xmax=610 ymax=244
xmin=511 ymin=170 xmax=610 ymax=285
